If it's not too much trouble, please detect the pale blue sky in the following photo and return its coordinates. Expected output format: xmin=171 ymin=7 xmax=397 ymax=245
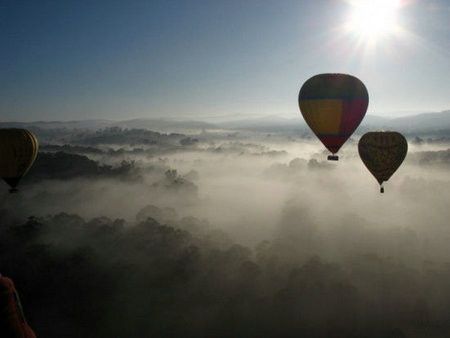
xmin=1 ymin=0 xmax=449 ymax=121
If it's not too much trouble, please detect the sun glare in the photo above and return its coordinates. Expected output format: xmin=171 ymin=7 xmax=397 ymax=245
xmin=346 ymin=0 xmax=401 ymax=40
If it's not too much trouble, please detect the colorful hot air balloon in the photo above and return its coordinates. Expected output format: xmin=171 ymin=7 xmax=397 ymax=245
xmin=358 ymin=131 xmax=408 ymax=193
xmin=0 ymin=129 xmax=39 ymax=193
xmin=299 ymin=73 xmax=369 ymax=160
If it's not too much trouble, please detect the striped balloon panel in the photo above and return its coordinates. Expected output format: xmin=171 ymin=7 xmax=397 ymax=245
xmin=299 ymin=98 xmax=368 ymax=153
xmin=358 ymin=132 xmax=408 ymax=185
xmin=299 ymin=74 xmax=368 ymax=154
xmin=0 ymin=129 xmax=39 ymax=188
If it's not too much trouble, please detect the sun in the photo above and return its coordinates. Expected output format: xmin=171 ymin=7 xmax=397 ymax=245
xmin=346 ymin=0 xmax=401 ymax=40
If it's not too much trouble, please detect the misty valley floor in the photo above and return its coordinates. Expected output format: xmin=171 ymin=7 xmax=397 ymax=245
xmin=1 ymin=126 xmax=450 ymax=337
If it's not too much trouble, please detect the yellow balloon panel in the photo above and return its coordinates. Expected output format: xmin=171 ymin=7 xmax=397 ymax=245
xmin=299 ymin=99 xmax=343 ymax=135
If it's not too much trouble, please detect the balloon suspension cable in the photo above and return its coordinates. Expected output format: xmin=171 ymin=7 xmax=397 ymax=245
xmin=327 ymin=154 xmax=339 ymax=161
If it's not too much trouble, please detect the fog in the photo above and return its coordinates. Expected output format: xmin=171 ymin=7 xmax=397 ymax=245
xmin=2 ymin=128 xmax=450 ymax=337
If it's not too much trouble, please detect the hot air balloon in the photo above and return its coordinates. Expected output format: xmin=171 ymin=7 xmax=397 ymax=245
xmin=358 ymin=131 xmax=407 ymax=193
xmin=0 ymin=129 xmax=39 ymax=193
xmin=299 ymin=73 xmax=368 ymax=160
xmin=0 ymin=275 xmax=36 ymax=338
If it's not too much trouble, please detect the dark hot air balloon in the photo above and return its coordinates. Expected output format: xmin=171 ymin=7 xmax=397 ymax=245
xmin=358 ymin=131 xmax=408 ymax=193
xmin=299 ymin=73 xmax=368 ymax=160
xmin=0 ymin=275 xmax=36 ymax=338
xmin=0 ymin=129 xmax=39 ymax=193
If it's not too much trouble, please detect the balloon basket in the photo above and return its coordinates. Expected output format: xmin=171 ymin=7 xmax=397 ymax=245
xmin=327 ymin=155 xmax=339 ymax=161
xmin=380 ymin=187 xmax=384 ymax=193
xmin=9 ymin=188 xmax=18 ymax=194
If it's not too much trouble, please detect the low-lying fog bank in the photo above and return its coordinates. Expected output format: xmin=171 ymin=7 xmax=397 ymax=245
xmin=1 ymin=129 xmax=450 ymax=337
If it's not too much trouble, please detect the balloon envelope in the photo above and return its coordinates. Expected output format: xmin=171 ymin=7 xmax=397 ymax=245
xmin=0 ymin=129 xmax=39 ymax=191
xmin=299 ymin=74 xmax=368 ymax=156
xmin=0 ymin=276 xmax=36 ymax=338
xmin=358 ymin=131 xmax=407 ymax=190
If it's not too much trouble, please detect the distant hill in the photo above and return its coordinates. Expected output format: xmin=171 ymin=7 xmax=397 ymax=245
xmin=0 ymin=119 xmax=113 ymax=130
xmin=217 ymin=116 xmax=304 ymax=132
xmin=387 ymin=110 xmax=450 ymax=133
xmin=112 ymin=118 xmax=215 ymax=132
xmin=0 ymin=118 xmax=215 ymax=133
xmin=1 ymin=110 xmax=449 ymax=135
xmin=354 ymin=110 xmax=450 ymax=135
xmin=217 ymin=110 xmax=450 ymax=135
xmin=216 ymin=114 xmax=393 ymax=132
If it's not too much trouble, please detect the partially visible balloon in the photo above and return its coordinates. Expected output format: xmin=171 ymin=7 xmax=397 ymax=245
xmin=299 ymin=73 xmax=368 ymax=160
xmin=0 ymin=129 xmax=39 ymax=193
xmin=358 ymin=131 xmax=408 ymax=193
xmin=0 ymin=275 xmax=36 ymax=338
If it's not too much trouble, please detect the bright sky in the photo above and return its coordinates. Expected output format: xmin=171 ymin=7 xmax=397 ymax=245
xmin=1 ymin=0 xmax=449 ymax=121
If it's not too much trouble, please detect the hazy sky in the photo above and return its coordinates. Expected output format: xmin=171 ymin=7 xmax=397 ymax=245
xmin=1 ymin=0 xmax=449 ymax=121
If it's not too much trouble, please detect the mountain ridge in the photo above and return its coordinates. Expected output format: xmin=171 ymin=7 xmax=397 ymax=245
xmin=1 ymin=110 xmax=449 ymax=134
